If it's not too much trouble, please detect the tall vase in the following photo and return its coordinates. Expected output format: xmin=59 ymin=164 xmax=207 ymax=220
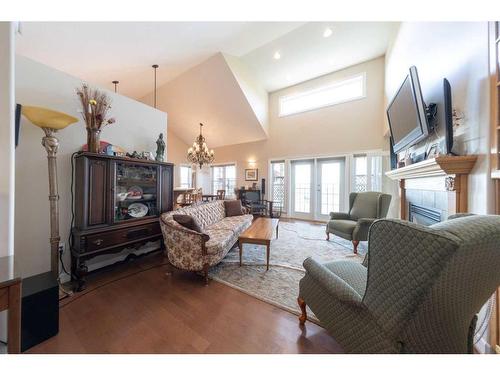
xmin=87 ymin=128 xmax=101 ymax=153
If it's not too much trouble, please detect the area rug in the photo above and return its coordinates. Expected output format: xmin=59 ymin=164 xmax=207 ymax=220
xmin=208 ymin=221 xmax=366 ymax=321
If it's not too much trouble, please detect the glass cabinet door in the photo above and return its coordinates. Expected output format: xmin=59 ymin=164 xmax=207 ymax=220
xmin=114 ymin=162 xmax=159 ymax=222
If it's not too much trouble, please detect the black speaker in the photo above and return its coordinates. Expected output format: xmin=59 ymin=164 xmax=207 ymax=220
xmin=21 ymin=272 xmax=59 ymax=352
xmin=261 ymin=178 xmax=266 ymax=196
xmin=15 ymin=103 xmax=21 ymax=147
xmin=443 ymin=78 xmax=456 ymax=155
xmin=389 ymin=136 xmax=398 ymax=170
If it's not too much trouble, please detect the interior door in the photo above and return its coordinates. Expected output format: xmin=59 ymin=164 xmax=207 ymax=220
xmin=290 ymin=160 xmax=314 ymax=220
xmin=316 ymin=158 xmax=345 ymax=221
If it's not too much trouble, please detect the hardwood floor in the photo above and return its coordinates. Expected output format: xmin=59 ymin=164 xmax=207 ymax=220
xmin=27 ymin=252 xmax=343 ymax=354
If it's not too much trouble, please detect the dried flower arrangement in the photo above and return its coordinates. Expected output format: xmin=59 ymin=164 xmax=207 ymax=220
xmin=76 ymin=84 xmax=116 ymax=153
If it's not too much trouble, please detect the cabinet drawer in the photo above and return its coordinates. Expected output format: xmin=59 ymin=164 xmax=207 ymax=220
xmin=85 ymin=223 xmax=161 ymax=252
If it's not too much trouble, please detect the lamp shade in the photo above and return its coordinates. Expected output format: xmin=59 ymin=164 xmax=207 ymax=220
xmin=22 ymin=106 xmax=78 ymax=130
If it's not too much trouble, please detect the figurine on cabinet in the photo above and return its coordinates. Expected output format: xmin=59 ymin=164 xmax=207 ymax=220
xmin=156 ymin=133 xmax=165 ymax=162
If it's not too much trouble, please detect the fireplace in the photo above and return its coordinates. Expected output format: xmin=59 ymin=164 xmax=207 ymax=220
xmin=408 ymin=203 xmax=442 ymax=226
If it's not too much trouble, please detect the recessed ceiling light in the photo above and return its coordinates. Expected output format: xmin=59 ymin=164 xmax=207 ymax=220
xmin=273 ymin=51 xmax=281 ymax=60
xmin=323 ymin=27 xmax=333 ymax=38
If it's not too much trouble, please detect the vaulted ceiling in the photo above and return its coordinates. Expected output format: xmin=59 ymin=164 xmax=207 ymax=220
xmin=15 ymin=22 xmax=303 ymax=99
xmin=16 ymin=22 xmax=398 ymax=148
xmin=141 ymin=53 xmax=269 ymax=148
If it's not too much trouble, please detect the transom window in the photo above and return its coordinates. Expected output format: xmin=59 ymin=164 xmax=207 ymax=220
xmin=279 ymin=73 xmax=366 ymax=117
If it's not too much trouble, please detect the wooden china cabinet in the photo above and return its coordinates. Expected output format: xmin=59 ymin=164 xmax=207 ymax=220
xmin=71 ymin=152 xmax=174 ymax=291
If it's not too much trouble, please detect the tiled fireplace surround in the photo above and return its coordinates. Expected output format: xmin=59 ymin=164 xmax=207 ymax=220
xmin=406 ymin=189 xmax=448 ymax=223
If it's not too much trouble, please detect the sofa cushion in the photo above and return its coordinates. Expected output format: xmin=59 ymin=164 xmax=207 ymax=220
xmin=173 ymin=214 xmax=203 ymax=233
xmin=173 ymin=200 xmax=226 ymax=229
xmin=207 ymin=214 xmax=253 ymax=234
xmin=350 ymin=193 xmax=379 ymax=220
xmin=329 ymin=219 xmax=357 ymax=233
xmin=205 ymin=229 xmax=236 ymax=256
xmin=224 ymin=199 xmax=244 ymax=217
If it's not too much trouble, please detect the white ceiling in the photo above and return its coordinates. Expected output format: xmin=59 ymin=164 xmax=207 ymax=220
xmin=15 ymin=22 xmax=304 ymax=99
xmin=16 ymin=22 xmax=398 ymax=100
xmin=148 ymin=53 xmax=269 ymax=148
xmin=15 ymin=22 xmax=399 ymax=149
xmin=241 ymin=22 xmax=399 ymax=92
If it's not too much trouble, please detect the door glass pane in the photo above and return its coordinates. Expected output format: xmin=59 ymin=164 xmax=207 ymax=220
xmin=211 ymin=165 xmax=236 ymax=198
xmin=212 ymin=166 xmax=224 ymax=193
xmin=370 ymin=156 xmax=383 ymax=192
xmin=271 ymin=161 xmax=285 ymax=210
xmin=354 ymin=155 xmax=367 ymax=192
xmin=115 ymin=163 xmax=158 ymax=222
xmin=225 ymin=165 xmax=236 ymax=198
xmin=321 ymin=162 xmax=341 ymax=214
xmin=294 ymin=163 xmax=311 ymax=213
xmin=180 ymin=166 xmax=192 ymax=188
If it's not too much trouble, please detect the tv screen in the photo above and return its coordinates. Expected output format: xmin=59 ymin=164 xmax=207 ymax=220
xmin=387 ymin=66 xmax=429 ymax=154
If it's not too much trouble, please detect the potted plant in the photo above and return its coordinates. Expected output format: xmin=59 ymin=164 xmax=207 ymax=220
xmin=76 ymin=84 xmax=115 ymax=153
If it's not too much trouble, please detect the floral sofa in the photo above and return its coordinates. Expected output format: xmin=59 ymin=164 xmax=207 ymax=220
xmin=160 ymin=200 xmax=253 ymax=283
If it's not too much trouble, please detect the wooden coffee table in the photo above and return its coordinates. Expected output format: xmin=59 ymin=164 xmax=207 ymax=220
xmin=239 ymin=218 xmax=279 ymax=271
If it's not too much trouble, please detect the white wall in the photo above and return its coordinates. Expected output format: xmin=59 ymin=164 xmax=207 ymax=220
xmin=385 ymin=22 xmax=493 ymax=353
xmin=0 ymin=20 xmax=15 ymax=349
xmin=0 ymin=22 xmax=15 ymax=258
xmin=385 ymin=22 xmax=493 ymax=215
xmin=167 ymin=128 xmax=189 ymax=187
xmin=206 ymin=57 xmax=390 ymax=201
xmin=15 ymin=55 xmax=167 ymax=278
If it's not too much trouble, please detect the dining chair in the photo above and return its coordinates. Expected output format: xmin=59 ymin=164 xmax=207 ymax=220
xmin=217 ymin=190 xmax=226 ymax=200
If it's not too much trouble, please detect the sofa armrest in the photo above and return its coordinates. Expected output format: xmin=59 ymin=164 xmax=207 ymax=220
xmin=353 ymin=218 xmax=376 ymax=241
xmin=329 ymin=212 xmax=351 ymax=220
xmin=160 ymin=216 xmax=209 ymax=242
xmin=303 ymin=257 xmax=363 ymax=305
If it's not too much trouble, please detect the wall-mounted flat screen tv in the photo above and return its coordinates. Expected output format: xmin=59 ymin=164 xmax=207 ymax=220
xmin=387 ymin=66 xmax=430 ymax=153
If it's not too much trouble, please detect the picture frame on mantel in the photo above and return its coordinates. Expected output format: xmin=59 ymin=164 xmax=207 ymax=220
xmin=245 ymin=169 xmax=258 ymax=181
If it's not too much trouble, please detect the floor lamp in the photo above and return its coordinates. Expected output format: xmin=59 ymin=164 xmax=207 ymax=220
xmin=21 ymin=106 xmax=78 ymax=278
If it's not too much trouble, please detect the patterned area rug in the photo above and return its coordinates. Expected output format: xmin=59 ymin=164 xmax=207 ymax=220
xmin=208 ymin=221 xmax=366 ymax=321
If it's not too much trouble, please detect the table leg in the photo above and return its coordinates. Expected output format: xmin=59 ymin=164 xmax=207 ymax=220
xmin=266 ymin=242 xmax=270 ymax=271
xmin=7 ymin=282 xmax=21 ymax=354
xmin=239 ymin=241 xmax=243 ymax=267
xmin=276 ymin=224 xmax=279 ymax=239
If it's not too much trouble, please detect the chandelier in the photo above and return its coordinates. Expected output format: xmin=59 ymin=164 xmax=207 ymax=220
xmin=187 ymin=123 xmax=215 ymax=168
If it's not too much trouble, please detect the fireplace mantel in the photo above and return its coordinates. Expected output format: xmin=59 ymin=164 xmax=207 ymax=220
xmin=386 ymin=155 xmax=478 ymax=180
xmin=385 ymin=155 xmax=478 ymax=219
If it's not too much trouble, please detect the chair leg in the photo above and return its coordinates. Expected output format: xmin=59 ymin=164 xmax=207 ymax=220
xmin=203 ymin=264 xmax=209 ymax=285
xmin=352 ymin=240 xmax=359 ymax=254
xmin=326 ymin=232 xmax=330 ymax=241
xmin=297 ymin=297 xmax=307 ymax=325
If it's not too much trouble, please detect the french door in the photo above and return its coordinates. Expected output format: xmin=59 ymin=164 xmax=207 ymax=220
xmin=291 ymin=160 xmax=314 ymax=219
xmin=290 ymin=158 xmax=345 ymax=220
xmin=317 ymin=158 xmax=345 ymax=221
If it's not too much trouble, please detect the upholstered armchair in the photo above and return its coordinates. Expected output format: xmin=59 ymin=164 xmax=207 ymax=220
xmin=298 ymin=214 xmax=500 ymax=353
xmin=326 ymin=191 xmax=392 ymax=253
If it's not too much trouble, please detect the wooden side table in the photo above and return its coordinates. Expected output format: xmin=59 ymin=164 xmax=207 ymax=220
xmin=0 ymin=255 xmax=21 ymax=354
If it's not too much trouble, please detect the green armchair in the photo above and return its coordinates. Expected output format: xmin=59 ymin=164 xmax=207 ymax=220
xmin=326 ymin=191 xmax=392 ymax=253
xmin=298 ymin=214 xmax=500 ymax=353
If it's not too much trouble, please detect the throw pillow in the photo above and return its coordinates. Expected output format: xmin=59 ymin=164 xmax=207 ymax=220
xmin=173 ymin=214 xmax=203 ymax=233
xmin=224 ymin=200 xmax=243 ymax=217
